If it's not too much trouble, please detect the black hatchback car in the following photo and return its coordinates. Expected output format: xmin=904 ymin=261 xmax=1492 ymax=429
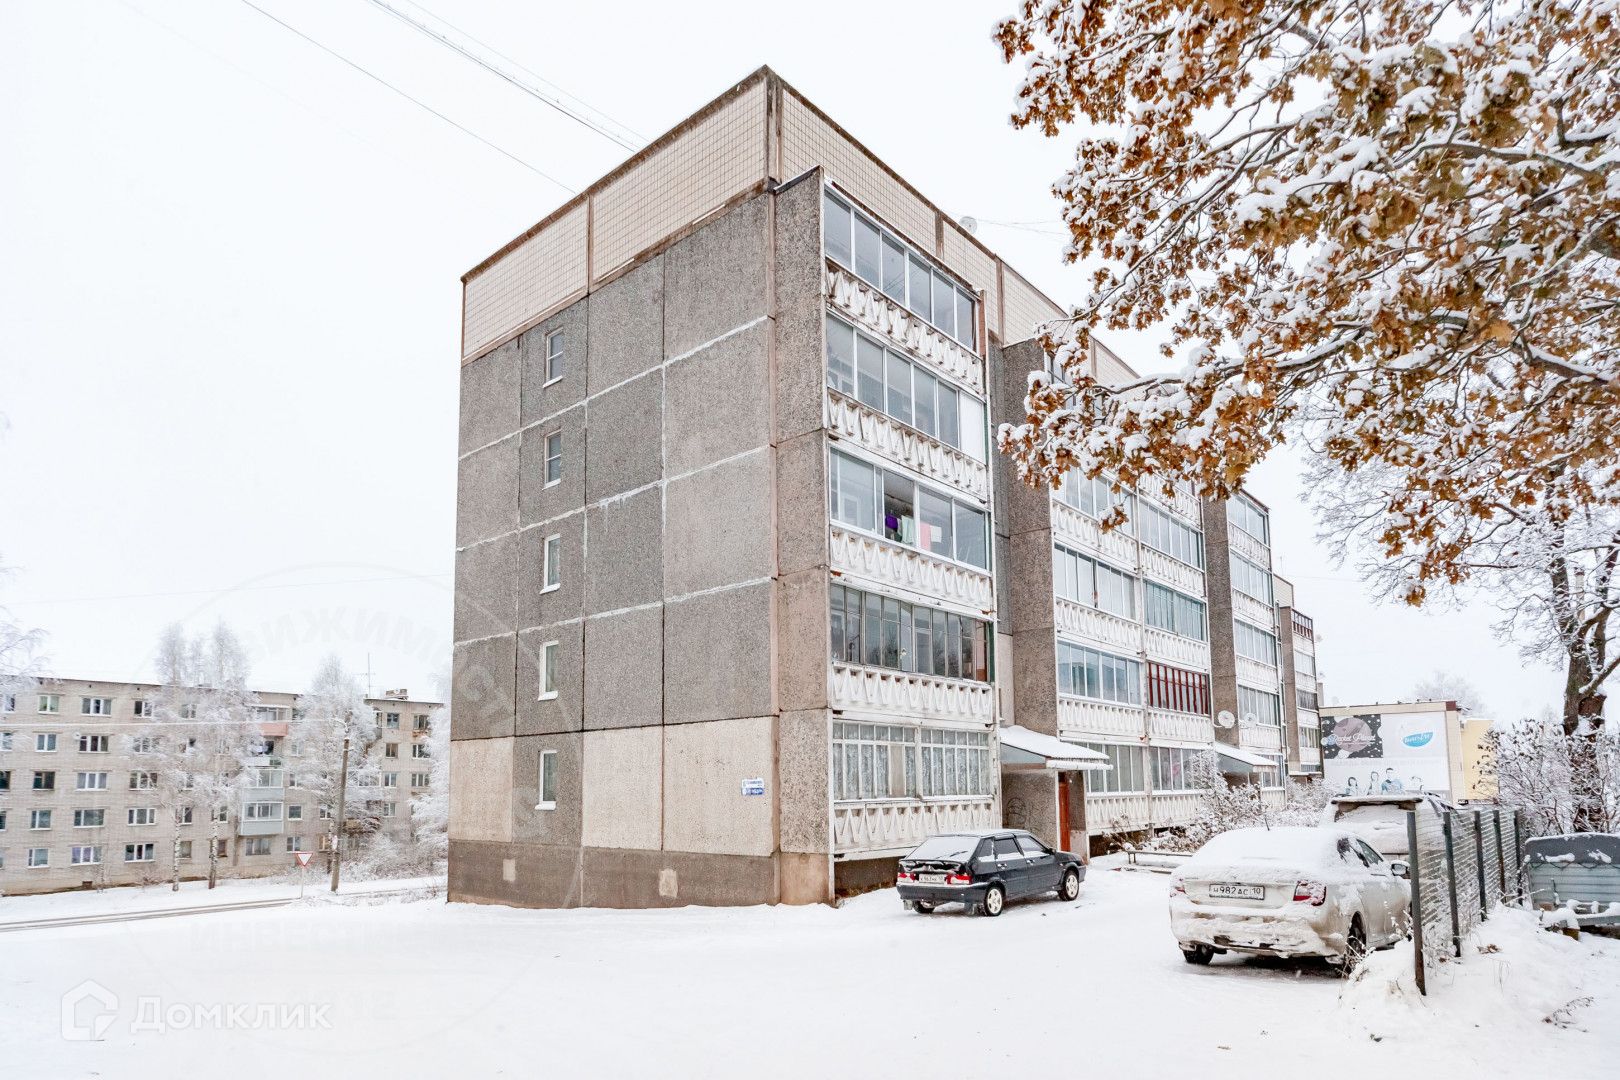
xmin=895 ymin=830 xmax=1085 ymax=916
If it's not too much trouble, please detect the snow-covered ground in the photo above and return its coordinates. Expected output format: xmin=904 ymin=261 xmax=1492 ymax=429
xmin=2 ymin=857 xmax=1615 ymax=1079
xmin=0 ymin=873 xmax=443 ymax=923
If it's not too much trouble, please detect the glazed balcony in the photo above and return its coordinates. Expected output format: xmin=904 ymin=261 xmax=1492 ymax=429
xmin=1054 ymin=596 xmax=1139 ymax=654
xmin=829 ymin=525 xmax=993 ymax=613
xmin=1238 ymin=721 xmax=1283 ymax=753
xmin=1083 ymin=792 xmax=1152 ymax=833
xmin=828 ymin=661 xmax=994 ymax=725
xmin=1236 ymin=656 xmax=1281 ymax=691
xmin=1148 ymin=709 xmax=1214 ymax=744
xmin=1143 ymin=626 xmax=1211 ymax=671
xmin=1140 ymin=547 xmax=1206 ymax=596
xmin=1228 ymin=525 xmax=1271 ymax=565
xmin=826 ymin=390 xmax=989 ymax=504
xmin=1058 ymin=696 xmax=1144 ymax=741
xmin=1151 ymin=791 xmax=1203 ymax=827
xmin=832 ymin=796 xmax=997 ymax=857
xmin=1050 ymin=500 xmax=1140 ymax=567
xmin=825 ymin=265 xmax=983 ymax=396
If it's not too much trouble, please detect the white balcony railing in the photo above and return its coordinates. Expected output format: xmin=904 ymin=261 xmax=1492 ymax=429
xmin=825 ymin=391 xmax=989 ymax=504
xmin=1083 ymin=792 xmax=1152 ymax=833
xmin=1238 ymin=722 xmax=1283 ymax=752
xmin=1140 ymin=548 xmax=1206 ymax=596
xmin=825 ymin=265 xmax=984 ymax=396
xmin=833 ymin=796 xmax=997 ymax=856
xmin=1228 ymin=526 xmax=1271 ymax=566
xmin=829 ymin=525 xmax=994 ymax=613
xmin=1143 ymin=626 xmax=1211 ymax=671
xmin=1054 ymin=597 xmax=1140 ymax=654
xmin=1050 ymin=501 xmax=1139 ymax=566
xmin=1261 ymin=788 xmax=1287 ymax=809
xmin=1058 ymin=696 xmax=1144 ymax=740
xmin=828 ymin=661 xmax=995 ymax=725
xmin=1299 ymin=746 xmax=1322 ymax=766
xmin=1232 ymin=592 xmax=1276 ymax=633
xmin=1151 ymin=792 xmax=1203 ymax=827
xmin=1236 ymin=656 xmax=1281 ymax=691
xmin=1148 ymin=709 xmax=1214 ymax=744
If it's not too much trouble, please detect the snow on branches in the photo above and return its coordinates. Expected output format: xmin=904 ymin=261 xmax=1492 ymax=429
xmin=995 ymin=0 xmax=1620 ymax=594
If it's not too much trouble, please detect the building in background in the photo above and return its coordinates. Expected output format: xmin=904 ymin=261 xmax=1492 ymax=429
xmin=1318 ymin=700 xmax=1471 ymax=803
xmin=1274 ymin=575 xmax=1324 ymax=782
xmin=0 ymin=678 xmax=440 ymax=896
xmin=1459 ymin=715 xmax=1497 ymax=799
xmin=448 ymin=66 xmax=1330 ymax=904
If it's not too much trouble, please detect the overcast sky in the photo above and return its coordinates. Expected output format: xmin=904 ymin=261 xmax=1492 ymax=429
xmin=0 ymin=0 xmax=1560 ymax=715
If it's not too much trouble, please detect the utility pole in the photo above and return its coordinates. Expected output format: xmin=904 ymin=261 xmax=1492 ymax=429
xmin=330 ymin=734 xmax=350 ymax=892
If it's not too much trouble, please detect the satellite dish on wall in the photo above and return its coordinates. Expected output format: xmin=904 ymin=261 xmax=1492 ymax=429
xmin=960 ymin=216 xmax=978 ymax=235
xmin=1242 ymin=712 xmax=1259 ymax=726
xmin=1216 ymin=710 xmax=1236 ymax=729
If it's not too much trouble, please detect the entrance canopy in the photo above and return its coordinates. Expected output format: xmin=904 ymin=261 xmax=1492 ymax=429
xmin=1216 ymin=745 xmax=1274 ymax=775
xmin=998 ymin=725 xmax=1110 ymax=771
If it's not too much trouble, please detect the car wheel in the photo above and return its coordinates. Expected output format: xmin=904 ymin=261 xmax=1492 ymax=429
xmin=1333 ymin=917 xmax=1367 ymax=975
xmin=913 ymin=901 xmax=935 ymax=914
xmin=1058 ymin=867 xmax=1081 ymax=901
xmin=979 ymin=884 xmax=1006 ymax=917
xmin=1182 ymin=945 xmax=1215 ymax=966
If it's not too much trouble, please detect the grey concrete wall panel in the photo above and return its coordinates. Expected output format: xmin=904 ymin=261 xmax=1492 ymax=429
xmin=583 ymin=486 xmax=664 ymax=614
xmin=511 ymin=732 xmax=584 ymax=847
xmin=775 ymin=568 xmax=828 ymax=714
xmin=459 ymin=337 xmax=520 ymax=454
xmin=774 ymin=430 xmax=827 ymax=578
xmin=518 ymin=514 xmax=585 ymax=630
xmin=520 ymin=298 xmax=588 ymax=425
xmin=456 ymin=439 xmax=519 ymax=548
xmin=584 ymin=606 xmax=664 ymax=730
xmin=584 ymin=370 xmax=664 ymax=502
xmin=453 ymin=531 xmax=519 ymax=643
xmin=663 ymin=320 xmax=773 ymax=477
xmin=587 ymin=254 xmax=664 ymax=393
xmin=663 ymin=581 xmax=773 ymax=725
xmin=451 ymin=634 xmax=517 ymax=741
xmin=518 ymin=405 xmax=586 ymax=527
xmin=771 ymin=171 xmax=827 ymax=442
xmin=779 ymin=708 xmax=830 ymax=854
xmin=663 ymin=194 xmax=770 ymax=359
xmin=448 ymin=839 xmax=582 ymax=908
xmin=664 ymin=449 xmax=773 ymax=597
xmin=515 ymin=623 xmax=584 ymax=735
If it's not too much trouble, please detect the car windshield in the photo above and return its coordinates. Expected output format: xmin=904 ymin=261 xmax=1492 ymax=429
xmin=907 ymin=835 xmax=981 ymax=861
xmin=1190 ymin=827 xmax=1334 ymax=868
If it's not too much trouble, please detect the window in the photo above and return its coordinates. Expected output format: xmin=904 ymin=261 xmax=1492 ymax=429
xmin=286 ymin=835 xmax=309 ymax=853
xmin=177 ymin=806 xmax=193 ymax=824
xmin=829 ymin=450 xmax=988 ymax=569
xmin=1 ymin=694 xmax=13 ymax=713
xmin=824 ymin=315 xmax=986 ymax=462
xmin=0 ymin=731 xmax=9 ymax=750
xmin=214 ymin=839 xmax=229 ymax=858
xmin=0 ymin=809 xmax=6 ymax=829
xmin=1233 ymin=620 xmax=1279 ymax=665
xmin=537 ymin=749 xmax=557 ymax=809
xmin=30 ymin=809 xmax=52 ymax=830
xmin=1144 ymin=582 xmax=1208 ymax=641
xmin=384 ymin=712 xmax=400 ymax=730
xmin=214 ymin=806 xmax=229 ymax=823
xmin=180 ymin=704 xmax=196 ymax=719
xmin=27 ymin=848 xmax=49 ymax=868
xmin=81 ymin=697 xmax=113 ymax=715
xmin=830 ymin=722 xmax=992 ymax=801
xmin=414 ymin=713 xmax=430 ymax=731
xmin=412 ymin=744 xmax=429 ymax=759
xmin=1151 ymin=746 xmax=1206 ymax=792
xmin=32 ymin=770 xmax=55 ymax=791
xmin=1016 ymin=834 xmax=1049 ymax=856
xmin=128 ymin=807 xmax=157 ymax=826
xmin=1057 ymin=642 xmax=1142 ymax=705
xmin=74 ymin=809 xmax=105 ymax=828
xmin=38 ymin=694 xmax=60 ymax=713
xmin=542 ymin=534 xmax=562 ymax=591
xmin=130 ymin=736 xmax=158 ymax=755
xmin=1079 ymin=742 xmax=1146 ymax=793
xmin=36 ymin=732 xmax=57 ymax=752
xmin=287 ymin=804 xmax=303 ymax=820
xmin=410 ymin=772 xmax=430 ymax=788
xmin=129 ymin=771 xmax=158 ymax=790
xmin=1296 ymin=651 xmax=1317 ymax=680
xmin=544 ymin=431 xmax=563 ymax=486
xmin=1230 ymin=554 xmax=1274 ymax=603
xmin=77 ymin=734 xmax=110 ymax=753
xmin=539 ymin=641 xmax=559 ymax=700
xmin=828 ymin=583 xmax=991 ymax=682
xmin=0 ymin=770 xmax=8 ymax=790
xmin=379 ymin=802 xmax=397 ymax=818
xmin=1230 ymin=493 xmax=1270 ymax=544
xmin=244 ymin=802 xmax=282 ymax=821
xmin=1145 ymin=662 xmax=1211 ymax=715
xmin=544 ymin=329 xmax=564 ymax=384
xmin=1055 ymin=471 xmax=1134 ymax=532
xmin=1300 ymin=724 xmax=1321 ymax=750
xmin=1238 ymin=686 xmax=1282 ymax=728
xmin=178 ymin=840 xmax=193 ymax=860
xmin=383 ymin=743 xmax=398 ymax=759
xmin=243 ymin=837 xmax=272 ymax=856
xmin=823 ymin=190 xmax=978 ymax=350
xmin=132 ymin=698 xmax=153 ymax=717
xmin=70 ymin=845 xmax=102 ymax=866
xmin=1298 ymin=688 xmax=1320 ymax=712
xmin=1050 ymin=544 xmax=1136 ymax=618
xmin=75 ymin=772 xmax=108 ymax=791
xmin=381 ymin=772 xmax=398 ymax=788
xmin=124 ymin=843 xmax=156 ymax=863
xmin=1138 ymin=501 xmax=1205 ymax=568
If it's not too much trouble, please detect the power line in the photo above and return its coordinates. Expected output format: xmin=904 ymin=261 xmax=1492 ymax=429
xmin=235 ymin=0 xmax=575 ymax=192
xmin=360 ymin=0 xmax=644 ymax=151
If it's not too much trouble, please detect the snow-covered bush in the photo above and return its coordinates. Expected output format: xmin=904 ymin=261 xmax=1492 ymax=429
xmin=1156 ymin=752 xmax=1329 ymax=852
xmin=1484 ymin=719 xmax=1620 ymax=836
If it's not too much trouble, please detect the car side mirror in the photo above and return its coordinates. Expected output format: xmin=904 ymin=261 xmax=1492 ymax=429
xmin=1389 ymin=861 xmax=1409 ymax=880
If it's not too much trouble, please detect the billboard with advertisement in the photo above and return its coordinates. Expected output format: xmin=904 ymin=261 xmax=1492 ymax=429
xmin=1320 ymin=709 xmax=1453 ymax=801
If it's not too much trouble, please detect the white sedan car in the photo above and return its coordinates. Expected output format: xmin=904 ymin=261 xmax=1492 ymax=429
xmin=1169 ymin=826 xmax=1410 ymax=969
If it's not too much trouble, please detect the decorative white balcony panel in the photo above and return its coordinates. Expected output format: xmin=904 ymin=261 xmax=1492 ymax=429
xmin=826 ymin=266 xmax=983 ymax=395
xmin=833 ymin=796 xmax=997 ymax=856
xmin=1261 ymin=788 xmax=1288 ymax=810
xmin=1168 ymin=487 xmax=1203 ymax=523
xmin=1140 ymin=548 xmax=1205 ymax=596
xmin=1084 ymin=792 xmax=1152 ymax=832
xmin=1292 ymin=631 xmax=1316 ymax=658
xmin=1151 ymin=792 xmax=1203 ymax=827
xmin=825 ymin=391 xmax=989 ymax=504
xmin=1295 ymin=668 xmax=1316 ymax=695
xmin=1232 ymin=592 xmax=1276 ymax=631
xmin=1058 ymin=696 xmax=1144 ymax=740
xmin=1144 ymin=627 xmax=1210 ymax=670
xmin=1239 ymin=722 xmax=1283 ymax=752
xmin=1228 ymin=526 xmax=1271 ymax=566
xmin=829 ymin=525 xmax=993 ymax=613
xmin=1299 ymin=746 xmax=1322 ymax=766
xmin=1148 ymin=709 xmax=1214 ymax=744
xmin=1054 ymin=597 xmax=1140 ymax=654
xmin=829 ymin=661 xmax=995 ymax=725
xmin=1049 ymin=500 xmax=1139 ymax=566
xmin=1236 ymin=657 xmax=1281 ymax=691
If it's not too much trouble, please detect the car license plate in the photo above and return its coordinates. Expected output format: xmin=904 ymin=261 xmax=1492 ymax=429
xmin=919 ymin=873 xmax=947 ymax=884
xmin=1208 ymin=883 xmax=1264 ymax=901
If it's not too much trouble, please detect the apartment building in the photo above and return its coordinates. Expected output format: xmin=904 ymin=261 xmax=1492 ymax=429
xmin=448 ymin=66 xmax=1327 ymax=905
xmin=1275 ymin=575 xmax=1324 ymax=781
xmin=0 ymin=679 xmax=440 ymax=896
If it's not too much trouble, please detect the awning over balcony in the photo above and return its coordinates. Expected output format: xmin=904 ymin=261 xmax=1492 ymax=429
xmin=998 ymin=725 xmax=1110 ymax=771
xmin=1217 ymin=745 xmax=1275 ymax=774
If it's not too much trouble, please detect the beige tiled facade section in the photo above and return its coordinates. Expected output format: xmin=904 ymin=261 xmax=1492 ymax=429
xmin=939 ymin=223 xmax=1001 ymax=342
xmin=1001 ymin=266 xmax=1066 ymax=348
xmin=590 ymin=82 xmax=768 ymax=282
xmin=1093 ymin=340 xmax=1138 ymax=385
xmin=463 ymin=202 xmax=588 ymax=362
